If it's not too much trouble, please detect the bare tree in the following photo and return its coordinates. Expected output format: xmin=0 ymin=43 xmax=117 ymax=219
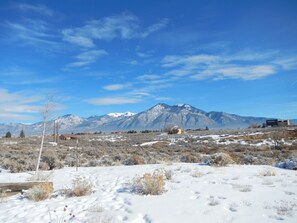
xmin=35 ymin=97 xmax=54 ymax=174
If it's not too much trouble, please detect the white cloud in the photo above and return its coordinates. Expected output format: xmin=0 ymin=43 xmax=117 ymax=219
xmin=16 ymin=3 xmax=54 ymax=16
xmin=103 ymin=84 xmax=126 ymax=91
xmin=66 ymin=50 xmax=107 ymax=67
xmin=0 ymin=88 xmax=43 ymax=122
xmin=86 ymin=97 xmax=141 ymax=105
xmin=62 ymin=13 xmax=168 ymax=47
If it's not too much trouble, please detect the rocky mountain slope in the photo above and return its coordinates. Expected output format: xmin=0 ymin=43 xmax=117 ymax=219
xmin=0 ymin=103 xmax=268 ymax=135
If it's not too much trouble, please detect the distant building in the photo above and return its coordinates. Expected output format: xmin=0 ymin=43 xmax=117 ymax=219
xmin=265 ymin=119 xmax=290 ymax=127
xmin=59 ymin=134 xmax=79 ymax=140
xmin=277 ymin=120 xmax=290 ymax=127
xmin=266 ymin=119 xmax=278 ymax=127
xmin=169 ymin=126 xmax=184 ymax=134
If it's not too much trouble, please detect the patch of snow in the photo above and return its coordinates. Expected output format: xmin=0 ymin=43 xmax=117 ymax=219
xmin=108 ymin=112 xmax=135 ymax=118
xmin=140 ymin=141 xmax=159 ymax=146
xmin=0 ymin=164 xmax=296 ymax=222
xmin=49 ymin=142 xmax=58 ymax=146
xmin=90 ymin=135 xmax=126 ymax=142
xmin=2 ymin=141 xmax=18 ymax=145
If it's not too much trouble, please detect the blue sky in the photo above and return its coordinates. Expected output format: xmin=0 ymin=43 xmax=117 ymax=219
xmin=0 ymin=0 xmax=296 ymax=123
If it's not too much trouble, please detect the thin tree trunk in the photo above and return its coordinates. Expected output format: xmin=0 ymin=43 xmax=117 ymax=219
xmin=36 ymin=119 xmax=46 ymax=174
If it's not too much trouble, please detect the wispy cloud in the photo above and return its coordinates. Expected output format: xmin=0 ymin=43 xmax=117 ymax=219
xmin=103 ymin=84 xmax=126 ymax=91
xmin=62 ymin=13 xmax=168 ymax=48
xmin=0 ymin=67 xmax=60 ymax=85
xmin=4 ymin=19 xmax=58 ymax=50
xmin=86 ymin=97 xmax=141 ymax=105
xmin=66 ymin=50 xmax=107 ymax=67
xmin=137 ymin=74 xmax=162 ymax=81
xmin=161 ymin=51 xmax=290 ymax=81
xmin=192 ymin=64 xmax=276 ymax=80
xmin=273 ymin=57 xmax=297 ymax=70
xmin=162 ymin=54 xmax=219 ymax=68
xmin=15 ymin=3 xmax=54 ymax=16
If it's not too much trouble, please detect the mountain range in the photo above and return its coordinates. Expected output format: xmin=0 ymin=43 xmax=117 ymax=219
xmin=0 ymin=103 xmax=273 ymax=136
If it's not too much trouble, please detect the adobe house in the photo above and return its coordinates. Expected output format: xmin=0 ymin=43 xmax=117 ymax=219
xmin=59 ymin=134 xmax=79 ymax=140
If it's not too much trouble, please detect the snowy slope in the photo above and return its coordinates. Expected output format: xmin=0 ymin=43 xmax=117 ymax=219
xmin=0 ymin=164 xmax=296 ymax=223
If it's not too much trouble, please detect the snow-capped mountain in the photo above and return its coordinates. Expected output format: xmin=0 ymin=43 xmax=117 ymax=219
xmin=107 ymin=112 xmax=136 ymax=118
xmin=0 ymin=103 xmax=269 ymax=135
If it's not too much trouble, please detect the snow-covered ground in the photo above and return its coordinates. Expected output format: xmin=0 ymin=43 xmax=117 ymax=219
xmin=1 ymin=164 xmax=297 ymax=223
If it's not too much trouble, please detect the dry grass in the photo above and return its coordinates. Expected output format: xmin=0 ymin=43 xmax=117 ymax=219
xmin=133 ymin=171 xmax=166 ymax=195
xmin=65 ymin=177 xmax=95 ymax=197
xmin=26 ymin=183 xmax=53 ymax=201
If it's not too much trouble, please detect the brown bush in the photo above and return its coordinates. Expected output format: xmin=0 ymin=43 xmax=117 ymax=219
xmin=26 ymin=183 xmax=53 ymax=201
xmin=210 ymin=153 xmax=235 ymax=166
xmin=42 ymin=150 xmax=64 ymax=170
xmin=133 ymin=171 xmax=166 ymax=195
xmin=124 ymin=155 xmax=145 ymax=165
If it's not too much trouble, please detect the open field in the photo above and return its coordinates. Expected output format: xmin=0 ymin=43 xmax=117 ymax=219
xmin=0 ymin=128 xmax=296 ymax=172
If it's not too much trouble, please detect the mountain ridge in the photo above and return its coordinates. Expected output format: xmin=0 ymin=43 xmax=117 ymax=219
xmin=0 ymin=103 xmax=276 ymax=135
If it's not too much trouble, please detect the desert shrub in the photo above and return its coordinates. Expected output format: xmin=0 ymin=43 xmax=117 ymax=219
xmin=132 ymin=171 xmax=166 ymax=195
xmin=2 ymin=159 xmax=25 ymax=173
xmin=209 ymin=153 xmax=235 ymax=166
xmin=2 ymin=158 xmax=35 ymax=173
xmin=180 ymin=154 xmax=199 ymax=163
xmin=39 ymin=161 xmax=50 ymax=170
xmin=65 ymin=177 xmax=95 ymax=197
xmin=42 ymin=150 xmax=64 ymax=170
xmin=124 ymin=155 xmax=145 ymax=165
xmin=151 ymin=141 xmax=169 ymax=149
xmin=26 ymin=183 xmax=53 ymax=201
